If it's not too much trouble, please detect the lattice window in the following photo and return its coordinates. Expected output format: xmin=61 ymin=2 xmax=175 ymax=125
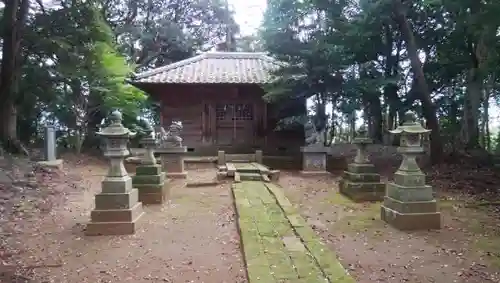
xmin=233 ymin=104 xmax=253 ymax=121
xmin=216 ymin=104 xmax=230 ymax=121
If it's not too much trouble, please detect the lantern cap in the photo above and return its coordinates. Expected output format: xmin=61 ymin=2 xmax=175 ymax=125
xmin=353 ymin=124 xmax=372 ymax=144
xmin=389 ymin=111 xmax=431 ymax=134
xmin=98 ymin=110 xmax=135 ymax=137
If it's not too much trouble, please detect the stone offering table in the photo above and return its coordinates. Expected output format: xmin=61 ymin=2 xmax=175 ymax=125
xmin=132 ymin=123 xmax=167 ymax=204
xmin=339 ymin=126 xmax=384 ymax=202
xmin=85 ymin=110 xmax=144 ymax=236
xmin=380 ymin=111 xmax=441 ymax=230
xmin=157 ymin=147 xmax=188 ymax=179
xmin=299 ymin=145 xmax=329 ymax=176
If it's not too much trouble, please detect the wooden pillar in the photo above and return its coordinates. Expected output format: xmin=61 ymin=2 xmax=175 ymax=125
xmin=263 ymin=102 xmax=268 ymax=146
xmin=202 ymin=100 xmax=206 ymax=144
xmin=209 ymin=103 xmax=216 ymax=144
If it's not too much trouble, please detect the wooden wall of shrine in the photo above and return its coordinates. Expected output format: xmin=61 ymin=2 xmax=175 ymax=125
xmin=145 ymin=83 xmax=305 ymax=155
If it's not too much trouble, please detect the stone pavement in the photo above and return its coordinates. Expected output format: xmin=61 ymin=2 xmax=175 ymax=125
xmin=232 ymin=181 xmax=355 ymax=283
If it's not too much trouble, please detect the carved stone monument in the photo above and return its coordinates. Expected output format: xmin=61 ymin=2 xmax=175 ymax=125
xmin=300 ymin=119 xmax=329 ymax=175
xmin=156 ymin=122 xmax=187 ymax=179
xmin=339 ymin=125 xmax=384 ymax=202
xmin=132 ymin=122 xmax=167 ymax=204
xmin=380 ymin=111 xmax=441 ymax=230
xmin=86 ymin=110 xmax=144 ymax=236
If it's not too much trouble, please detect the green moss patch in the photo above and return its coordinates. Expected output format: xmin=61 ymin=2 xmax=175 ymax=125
xmin=232 ymin=179 xmax=355 ymax=283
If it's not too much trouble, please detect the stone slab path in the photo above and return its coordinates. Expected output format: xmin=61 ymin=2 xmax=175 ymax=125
xmin=232 ymin=181 xmax=355 ymax=283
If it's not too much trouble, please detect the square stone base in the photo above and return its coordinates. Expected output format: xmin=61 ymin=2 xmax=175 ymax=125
xmin=380 ymin=204 xmax=441 ymax=230
xmin=36 ymin=159 xmax=64 ymax=170
xmin=299 ymin=170 xmax=330 ymax=176
xmin=339 ymin=179 xmax=385 ymax=202
xmin=166 ymin=171 xmax=188 ymax=179
xmin=136 ymin=184 xmax=169 ymax=204
xmin=86 ymin=203 xmax=144 ymax=236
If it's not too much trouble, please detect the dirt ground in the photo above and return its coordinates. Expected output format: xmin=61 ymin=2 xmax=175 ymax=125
xmin=279 ymin=172 xmax=500 ymax=283
xmin=0 ymin=156 xmax=246 ymax=283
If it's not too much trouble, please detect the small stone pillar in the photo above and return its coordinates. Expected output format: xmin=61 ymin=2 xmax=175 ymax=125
xmin=339 ymin=125 xmax=384 ymax=202
xmin=37 ymin=124 xmax=63 ymax=170
xmin=86 ymin=110 xmax=144 ymax=236
xmin=217 ymin=150 xmax=226 ymax=166
xmin=299 ymin=145 xmax=329 ymax=175
xmin=255 ymin=150 xmax=263 ymax=164
xmin=132 ymin=123 xmax=167 ymax=204
xmin=381 ymin=111 xmax=441 ymax=230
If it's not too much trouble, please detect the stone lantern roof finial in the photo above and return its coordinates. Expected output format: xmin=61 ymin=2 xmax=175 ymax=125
xmin=389 ymin=111 xmax=431 ymax=135
xmin=109 ymin=110 xmax=123 ymax=124
xmin=98 ymin=110 xmax=135 ymax=137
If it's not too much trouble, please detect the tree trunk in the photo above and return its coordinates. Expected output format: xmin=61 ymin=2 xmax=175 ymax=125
xmin=0 ymin=0 xmax=30 ymax=155
xmin=392 ymin=0 xmax=443 ymax=163
xmin=461 ymin=70 xmax=482 ymax=149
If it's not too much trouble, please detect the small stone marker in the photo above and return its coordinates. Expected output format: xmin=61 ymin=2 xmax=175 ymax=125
xmin=132 ymin=122 xmax=167 ymax=204
xmin=339 ymin=125 xmax=384 ymax=202
xmin=37 ymin=124 xmax=63 ymax=170
xmin=299 ymin=145 xmax=329 ymax=176
xmin=380 ymin=111 xmax=441 ymax=230
xmin=85 ymin=110 xmax=144 ymax=236
xmin=44 ymin=124 xmax=56 ymax=161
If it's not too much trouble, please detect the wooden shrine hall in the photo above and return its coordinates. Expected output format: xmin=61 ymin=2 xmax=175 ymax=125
xmin=129 ymin=51 xmax=305 ymax=155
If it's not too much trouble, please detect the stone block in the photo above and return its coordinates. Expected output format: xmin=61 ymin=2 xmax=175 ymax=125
xmin=226 ymin=163 xmax=236 ymax=177
xmin=269 ymin=170 xmax=280 ymax=182
xmin=136 ymin=165 xmax=162 ymax=175
xmin=90 ymin=202 xmax=143 ymax=222
xmin=339 ymin=179 xmax=385 ymax=202
xmin=139 ymin=192 xmax=166 ymax=204
xmin=380 ymin=204 xmax=441 ymax=230
xmin=382 ymin=196 xmax=438 ymax=214
xmin=386 ymin=183 xmax=434 ymax=202
xmin=101 ymin=176 xmax=133 ymax=194
xmin=36 ymin=159 xmax=63 ymax=170
xmin=343 ymin=171 xmax=381 ymax=183
xmin=255 ymin=150 xmax=263 ymax=164
xmin=94 ymin=189 xmax=139 ymax=210
xmin=216 ymin=171 xmax=228 ymax=180
xmin=301 ymin=151 xmax=327 ymax=172
xmin=339 ymin=162 xmax=384 ymax=202
xmin=132 ymin=174 xmax=165 ymax=185
xmin=166 ymin=171 xmax=187 ymax=179
xmin=347 ymin=163 xmax=377 ymax=174
xmin=85 ymin=219 xmax=141 ymax=236
xmin=217 ymin=150 xmax=225 ymax=165
xmin=393 ymin=171 xmax=426 ymax=187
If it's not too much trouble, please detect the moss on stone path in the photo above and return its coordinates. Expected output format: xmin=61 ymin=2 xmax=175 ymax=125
xmin=232 ymin=181 xmax=355 ymax=283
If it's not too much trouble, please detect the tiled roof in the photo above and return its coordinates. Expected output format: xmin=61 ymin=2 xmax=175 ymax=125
xmin=131 ymin=52 xmax=281 ymax=84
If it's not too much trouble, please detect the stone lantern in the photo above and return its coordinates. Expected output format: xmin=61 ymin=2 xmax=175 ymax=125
xmin=132 ymin=121 xmax=167 ymax=204
xmin=339 ymin=125 xmax=384 ymax=202
xmin=85 ymin=110 xmax=144 ymax=236
xmin=380 ymin=111 xmax=441 ymax=230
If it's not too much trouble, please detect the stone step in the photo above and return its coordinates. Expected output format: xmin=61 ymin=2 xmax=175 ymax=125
xmin=231 ymin=159 xmax=252 ymax=163
xmin=235 ymin=167 xmax=260 ymax=174
xmin=239 ymin=173 xmax=263 ymax=181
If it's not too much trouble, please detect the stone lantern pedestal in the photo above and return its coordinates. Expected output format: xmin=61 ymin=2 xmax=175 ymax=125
xmin=157 ymin=147 xmax=188 ymax=179
xmin=339 ymin=126 xmax=384 ymax=202
xmin=85 ymin=110 xmax=144 ymax=236
xmin=300 ymin=145 xmax=329 ymax=176
xmin=380 ymin=111 xmax=441 ymax=230
xmin=132 ymin=124 xmax=167 ymax=204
